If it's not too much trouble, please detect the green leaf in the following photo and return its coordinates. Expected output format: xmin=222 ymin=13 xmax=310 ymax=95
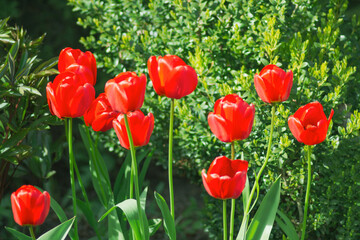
xmin=5 ymin=227 xmax=32 ymax=240
xmin=76 ymin=199 xmax=99 ymax=235
xmin=17 ymin=85 xmax=42 ymax=96
xmin=99 ymin=199 xmax=142 ymax=240
xmin=37 ymin=217 xmax=75 ymax=240
xmin=237 ymin=176 xmax=250 ymax=240
xmin=148 ymin=218 xmax=162 ymax=236
xmin=246 ymin=177 xmax=281 ymax=240
xmin=154 ymin=192 xmax=176 ymax=240
xmin=276 ymin=209 xmax=299 ymax=240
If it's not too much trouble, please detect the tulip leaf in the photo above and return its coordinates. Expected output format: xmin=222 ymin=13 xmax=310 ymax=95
xmin=149 ymin=218 xmax=162 ymax=236
xmin=154 ymin=191 xmax=176 ymax=240
xmin=5 ymin=227 xmax=32 ymax=240
xmin=107 ymin=196 xmax=125 ymax=240
xmin=37 ymin=217 xmax=75 ymax=240
xmin=99 ymin=199 xmax=144 ymax=240
xmin=275 ymin=209 xmax=299 ymax=240
xmin=246 ymin=177 xmax=281 ymax=240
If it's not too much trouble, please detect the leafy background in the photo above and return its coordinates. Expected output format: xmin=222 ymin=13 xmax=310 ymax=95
xmin=1 ymin=0 xmax=360 ymax=239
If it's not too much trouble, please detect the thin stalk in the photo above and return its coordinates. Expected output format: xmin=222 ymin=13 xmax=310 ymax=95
xmin=66 ymin=118 xmax=79 ymax=240
xmin=301 ymin=145 xmax=312 ymax=240
xmin=223 ymin=200 xmax=228 ymax=240
xmin=241 ymin=104 xmax=276 ymax=230
xmin=229 ymin=142 xmax=235 ymax=240
xmin=29 ymin=226 xmax=36 ymax=240
xmin=168 ymin=98 xmax=175 ymax=219
xmin=124 ymin=114 xmax=145 ymax=237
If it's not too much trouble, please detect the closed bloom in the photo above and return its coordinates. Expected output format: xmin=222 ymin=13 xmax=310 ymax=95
xmin=105 ymin=72 xmax=146 ymax=114
xmin=84 ymin=93 xmax=119 ymax=132
xmin=113 ymin=110 xmax=154 ymax=149
xmin=58 ymin=47 xmax=97 ymax=85
xmin=202 ymin=156 xmax=248 ymax=199
xmin=288 ymin=101 xmax=334 ymax=145
xmin=208 ymin=94 xmax=255 ymax=142
xmin=46 ymin=71 xmax=95 ymax=119
xmin=147 ymin=55 xmax=198 ymax=99
xmin=11 ymin=185 xmax=51 ymax=226
xmin=254 ymin=64 xmax=293 ymax=103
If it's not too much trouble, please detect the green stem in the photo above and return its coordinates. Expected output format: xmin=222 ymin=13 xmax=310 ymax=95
xmin=301 ymin=145 xmax=312 ymax=240
xmin=223 ymin=200 xmax=228 ymax=240
xmin=66 ymin=118 xmax=79 ymax=240
xmin=124 ymin=114 xmax=145 ymax=238
xmin=241 ymin=104 xmax=276 ymax=230
xmin=29 ymin=226 xmax=36 ymax=240
xmin=168 ymin=98 xmax=175 ymax=219
xmin=229 ymin=142 xmax=235 ymax=240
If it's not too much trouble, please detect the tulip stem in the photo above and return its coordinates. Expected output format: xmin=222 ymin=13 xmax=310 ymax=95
xmin=168 ymin=98 xmax=175 ymax=219
xmin=66 ymin=118 xmax=79 ymax=240
xmin=29 ymin=226 xmax=36 ymax=240
xmin=223 ymin=200 xmax=228 ymax=240
xmin=124 ymin=114 xmax=145 ymax=238
xmin=229 ymin=142 xmax=235 ymax=240
xmin=301 ymin=145 xmax=312 ymax=240
xmin=240 ymin=104 xmax=276 ymax=233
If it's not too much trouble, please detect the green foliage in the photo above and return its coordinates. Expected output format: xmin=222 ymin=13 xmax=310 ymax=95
xmin=0 ymin=18 xmax=59 ymax=199
xmin=69 ymin=0 xmax=360 ymax=238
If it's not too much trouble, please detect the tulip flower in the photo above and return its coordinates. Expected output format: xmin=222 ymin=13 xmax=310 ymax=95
xmin=288 ymin=101 xmax=334 ymax=145
xmin=254 ymin=64 xmax=293 ymax=104
xmin=58 ymin=47 xmax=97 ymax=85
xmin=105 ymin=72 xmax=146 ymax=114
xmin=84 ymin=93 xmax=119 ymax=132
xmin=46 ymin=71 xmax=95 ymax=119
xmin=147 ymin=55 xmax=198 ymax=99
xmin=113 ymin=110 xmax=154 ymax=149
xmin=202 ymin=156 xmax=248 ymax=199
xmin=208 ymin=94 xmax=255 ymax=143
xmin=11 ymin=185 xmax=50 ymax=226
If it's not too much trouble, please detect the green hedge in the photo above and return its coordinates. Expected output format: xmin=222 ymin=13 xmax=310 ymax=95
xmin=69 ymin=0 xmax=360 ymax=238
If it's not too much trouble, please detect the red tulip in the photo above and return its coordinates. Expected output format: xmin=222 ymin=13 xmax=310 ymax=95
xmin=208 ymin=94 xmax=255 ymax=142
xmin=58 ymin=47 xmax=97 ymax=85
xmin=46 ymin=71 xmax=95 ymax=119
xmin=254 ymin=64 xmax=293 ymax=103
xmin=288 ymin=101 xmax=334 ymax=145
xmin=105 ymin=72 xmax=146 ymax=114
xmin=11 ymin=185 xmax=50 ymax=226
xmin=202 ymin=156 xmax=248 ymax=199
xmin=84 ymin=93 xmax=119 ymax=132
xmin=147 ymin=55 xmax=198 ymax=99
xmin=113 ymin=110 xmax=154 ymax=149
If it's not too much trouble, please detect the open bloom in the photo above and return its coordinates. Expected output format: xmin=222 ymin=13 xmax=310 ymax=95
xmin=84 ymin=93 xmax=119 ymax=132
xmin=105 ymin=72 xmax=146 ymax=114
xmin=147 ymin=55 xmax=198 ymax=99
xmin=58 ymin=47 xmax=97 ymax=85
xmin=11 ymin=185 xmax=51 ymax=226
xmin=113 ymin=110 xmax=154 ymax=149
xmin=288 ymin=101 xmax=334 ymax=145
xmin=208 ymin=94 xmax=255 ymax=142
xmin=46 ymin=71 xmax=95 ymax=119
xmin=202 ymin=156 xmax=248 ymax=199
xmin=254 ymin=64 xmax=293 ymax=103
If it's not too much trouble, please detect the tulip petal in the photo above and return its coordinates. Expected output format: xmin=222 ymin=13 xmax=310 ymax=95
xmin=208 ymin=113 xmax=231 ymax=142
xmin=254 ymin=74 xmax=271 ymax=103
xmin=165 ymin=65 xmax=198 ymax=99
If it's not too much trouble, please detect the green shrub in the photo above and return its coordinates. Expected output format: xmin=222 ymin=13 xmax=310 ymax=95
xmin=69 ymin=0 xmax=360 ymax=238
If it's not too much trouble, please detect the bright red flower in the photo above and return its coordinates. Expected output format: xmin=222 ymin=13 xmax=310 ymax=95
xmin=46 ymin=71 xmax=95 ymax=119
xmin=288 ymin=101 xmax=334 ymax=145
xmin=84 ymin=93 xmax=119 ymax=132
xmin=147 ymin=55 xmax=198 ymax=99
xmin=113 ymin=110 xmax=154 ymax=149
xmin=202 ymin=156 xmax=248 ymax=199
xmin=254 ymin=64 xmax=293 ymax=103
xmin=105 ymin=72 xmax=146 ymax=114
xmin=208 ymin=94 xmax=255 ymax=142
xmin=11 ymin=185 xmax=51 ymax=226
xmin=58 ymin=47 xmax=97 ymax=85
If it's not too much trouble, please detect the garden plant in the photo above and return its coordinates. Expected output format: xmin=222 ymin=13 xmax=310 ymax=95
xmin=1 ymin=0 xmax=360 ymax=239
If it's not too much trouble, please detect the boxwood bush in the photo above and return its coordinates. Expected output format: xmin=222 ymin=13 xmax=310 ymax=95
xmin=69 ymin=0 xmax=360 ymax=238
